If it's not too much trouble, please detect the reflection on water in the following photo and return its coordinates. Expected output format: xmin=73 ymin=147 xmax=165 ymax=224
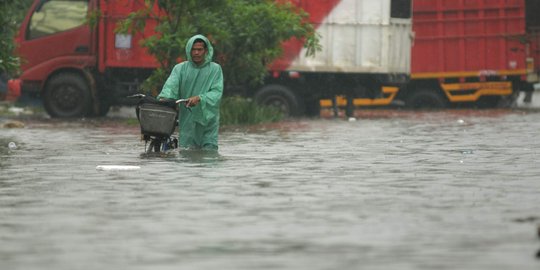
xmin=1 ymin=110 xmax=540 ymax=270
xmin=177 ymin=149 xmax=223 ymax=164
xmin=139 ymin=148 xmax=223 ymax=164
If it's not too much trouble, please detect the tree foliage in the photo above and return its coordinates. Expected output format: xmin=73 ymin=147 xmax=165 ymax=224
xmin=220 ymin=96 xmax=283 ymax=126
xmin=116 ymin=0 xmax=320 ymax=94
xmin=0 ymin=0 xmax=34 ymax=75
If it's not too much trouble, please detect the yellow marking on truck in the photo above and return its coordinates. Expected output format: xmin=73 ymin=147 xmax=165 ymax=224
xmin=319 ymin=86 xmax=399 ymax=107
xmin=440 ymin=82 xmax=513 ymax=102
xmin=411 ymin=69 xmax=527 ymax=79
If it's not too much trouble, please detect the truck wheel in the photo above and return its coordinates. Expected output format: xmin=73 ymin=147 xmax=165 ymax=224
xmin=304 ymin=98 xmax=320 ymax=117
xmin=476 ymin=96 xmax=501 ymax=108
xmin=44 ymin=73 xmax=92 ymax=118
xmin=92 ymin=97 xmax=111 ymax=117
xmin=96 ymin=102 xmax=111 ymax=116
xmin=406 ymin=89 xmax=448 ymax=109
xmin=254 ymin=85 xmax=302 ymax=116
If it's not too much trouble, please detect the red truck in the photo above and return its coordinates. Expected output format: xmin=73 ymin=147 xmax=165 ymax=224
xmin=8 ymin=0 xmax=412 ymax=117
xmin=7 ymin=0 xmax=540 ymax=118
xmin=10 ymin=0 xmax=161 ymax=117
xmin=404 ymin=0 xmax=539 ymax=108
xmin=324 ymin=0 xmax=540 ymax=111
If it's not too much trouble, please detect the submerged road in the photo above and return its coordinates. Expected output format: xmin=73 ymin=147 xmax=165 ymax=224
xmin=1 ymin=107 xmax=540 ymax=270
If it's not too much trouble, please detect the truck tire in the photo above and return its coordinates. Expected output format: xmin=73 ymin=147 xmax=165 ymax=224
xmin=476 ymin=96 xmax=502 ymax=108
xmin=406 ymin=89 xmax=448 ymax=109
xmin=92 ymin=96 xmax=111 ymax=117
xmin=304 ymin=98 xmax=321 ymax=117
xmin=96 ymin=101 xmax=111 ymax=116
xmin=254 ymin=85 xmax=302 ymax=116
xmin=43 ymin=73 xmax=92 ymax=118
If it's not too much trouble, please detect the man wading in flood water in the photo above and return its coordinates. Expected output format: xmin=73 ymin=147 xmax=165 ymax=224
xmin=158 ymin=34 xmax=224 ymax=150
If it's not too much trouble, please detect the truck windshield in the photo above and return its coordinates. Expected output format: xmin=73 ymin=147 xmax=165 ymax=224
xmin=27 ymin=0 xmax=88 ymax=40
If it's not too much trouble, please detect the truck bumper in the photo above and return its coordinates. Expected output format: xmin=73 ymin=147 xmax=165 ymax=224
xmin=6 ymin=79 xmax=22 ymax=102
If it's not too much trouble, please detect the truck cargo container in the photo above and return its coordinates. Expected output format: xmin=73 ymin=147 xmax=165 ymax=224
xmin=403 ymin=0 xmax=539 ymax=108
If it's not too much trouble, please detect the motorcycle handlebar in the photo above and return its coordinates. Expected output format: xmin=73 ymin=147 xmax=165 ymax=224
xmin=128 ymin=94 xmax=188 ymax=104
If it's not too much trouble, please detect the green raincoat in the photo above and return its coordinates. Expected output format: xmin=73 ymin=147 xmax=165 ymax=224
xmin=157 ymin=35 xmax=224 ymax=150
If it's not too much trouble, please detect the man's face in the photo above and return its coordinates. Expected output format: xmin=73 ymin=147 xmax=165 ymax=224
xmin=191 ymin=42 xmax=207 ymax=65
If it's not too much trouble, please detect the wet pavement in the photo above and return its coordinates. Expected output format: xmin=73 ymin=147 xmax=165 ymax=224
xmin=1 ymin=107 xmax=540 ymax=270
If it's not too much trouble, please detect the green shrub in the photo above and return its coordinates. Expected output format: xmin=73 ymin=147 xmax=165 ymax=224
xmin=220 ymin=96 xmax=283 ymax=126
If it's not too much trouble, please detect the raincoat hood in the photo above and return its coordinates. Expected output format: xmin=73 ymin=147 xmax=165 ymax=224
xmin=185 ymin=34 xmax=214 ymax=66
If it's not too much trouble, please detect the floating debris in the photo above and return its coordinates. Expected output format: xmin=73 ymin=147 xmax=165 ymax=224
xmin=8 ymin=142 xmax=17 ymax=150
xmin=8 ymin=107 xmax=25 ymax=115
xmin=1 ymin=120 xmax=25 ymax=128
xmin=513 ymin=216 xmax=539 ymax=223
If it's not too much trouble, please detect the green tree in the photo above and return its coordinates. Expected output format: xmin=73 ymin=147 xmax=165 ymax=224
xmin=116 ymin=0 xmax=320 ymax=93
xmin=0 ymin=0 xmax=34 ymax=75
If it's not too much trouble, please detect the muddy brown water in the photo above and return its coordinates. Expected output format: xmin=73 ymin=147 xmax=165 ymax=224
xmin=1 ymin=109 xmax=540 ymax=270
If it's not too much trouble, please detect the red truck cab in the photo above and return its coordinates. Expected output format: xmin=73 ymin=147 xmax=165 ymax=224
xmin=12 ymin=0 xmax=159 ymax=117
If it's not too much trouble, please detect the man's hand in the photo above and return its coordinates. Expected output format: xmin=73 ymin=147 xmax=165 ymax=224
xmin=186 ymin=96 xmax=200 ymax=107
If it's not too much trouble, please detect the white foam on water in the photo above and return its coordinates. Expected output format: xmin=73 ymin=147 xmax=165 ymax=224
xmin=517 ymin=88 xmax=540 ymax=108
xmin=96 ymin=165 xmax=141 ymax=171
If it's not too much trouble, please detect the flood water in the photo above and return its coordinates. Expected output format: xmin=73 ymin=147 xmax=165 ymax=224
xmin=1 ymin=109 xmax=540 ymax=270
